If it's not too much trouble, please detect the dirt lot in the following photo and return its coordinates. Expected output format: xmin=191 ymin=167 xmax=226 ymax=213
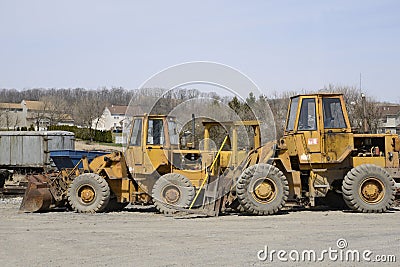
xmin=0 ymin=198 xmax=399 ymax=267
xmin=74 ymin=140 xmax=123 ymax=152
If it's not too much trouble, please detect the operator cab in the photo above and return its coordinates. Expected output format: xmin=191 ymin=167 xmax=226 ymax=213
xmin=284 ymin=94 xmax=352 ymax=164
xmin=285 ymin=94 xmax=350 ymax=134
xmin=128 ymin=115 xmax=179 ymax=148
xmin=125 ymin=115 xmax=180 ymax=173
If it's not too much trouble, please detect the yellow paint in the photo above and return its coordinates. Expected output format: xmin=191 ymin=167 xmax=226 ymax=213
xmin=352 ymin=157 xmax=386 ymax=167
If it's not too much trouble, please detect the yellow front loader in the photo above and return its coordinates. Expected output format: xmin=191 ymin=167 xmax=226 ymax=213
xmin=20 ymin=115 xmax=261 ymax=215
xmin=231 ymin=93 xmax=399 ymax=215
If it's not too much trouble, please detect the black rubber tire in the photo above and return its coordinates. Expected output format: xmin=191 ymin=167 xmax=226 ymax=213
xmin=229 ymin=198 xmax=245 ymax=213
xmin=236 ymin=163 xmax=289 ymax=215
xmin=68 ymin=173 xmax=110 ymax=213
xmin=342 ymin=164 xmax=395 ymax=213
xmin=151 ymin=173 xmax=195 ymax=215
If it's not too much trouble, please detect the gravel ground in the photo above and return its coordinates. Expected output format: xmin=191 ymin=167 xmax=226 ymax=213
xmin=0 ymin=197 xmax=399 ymax=267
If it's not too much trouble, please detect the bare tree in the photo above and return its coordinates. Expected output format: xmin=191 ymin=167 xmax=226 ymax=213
xmin=73 ymin=90 xmax=108 ymax=141
xmin=39 ymin=95 xmax=72 ymax=126
xmin=12 ymin=113 xmax=21 ymax=130
xmin=267 ymin=91 xmax=297 ymax=138
xmin=0 ymin=110 xmax=6 ymax=129
xmin=0 ymin=104 xmax=23 ymax=130
xmin=322 ymin=85 xmax=382 ymax=133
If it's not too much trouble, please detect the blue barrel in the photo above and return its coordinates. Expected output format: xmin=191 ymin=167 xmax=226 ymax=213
xmin=50 ymin=150 xmax=109 ymax=170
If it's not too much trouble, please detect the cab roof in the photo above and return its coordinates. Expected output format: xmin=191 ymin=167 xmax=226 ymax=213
xmin=290 ymin=93 xmax=343 ymax=99
xmin=132 ymin=114 xmax=174 ymax=118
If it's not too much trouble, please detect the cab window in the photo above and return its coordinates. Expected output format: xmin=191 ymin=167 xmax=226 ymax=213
xmin=130 ymin=118 xmax=142 ymax=146
xmin=147 ymin=119 xmax=165 ymax=145
xmin=298 ymin=98 xmax=316 ymax=131
xmin=323 ymin=98 xmax=347 ymax=129
xmin=286 ymin=97 xmax=299 ymax=131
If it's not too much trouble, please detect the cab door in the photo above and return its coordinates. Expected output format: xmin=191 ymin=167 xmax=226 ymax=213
xmin=296 ymin=96 xmax=323 ymax=162
xmin=125 ymin=117 xmax=144 ymax=170
xmin=144 ymin=117 xmax=169 ymax=172
xmin=322 ymin=97 xmax=353 ymax=163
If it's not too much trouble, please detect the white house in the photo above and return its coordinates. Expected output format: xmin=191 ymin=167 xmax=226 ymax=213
xmin=92 ymin=105 xmax=128 ymax=131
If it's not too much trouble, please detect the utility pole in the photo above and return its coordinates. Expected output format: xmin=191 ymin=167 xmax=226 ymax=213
xmin=361 ymin=93 xmax=368 ymax=133
xmin=192 ymin=113 xmax=195 ymax=149
xmin=360 ymin=73 xmax=368 ymax=133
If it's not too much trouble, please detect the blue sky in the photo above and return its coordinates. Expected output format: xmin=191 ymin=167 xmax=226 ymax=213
xmin=0 ymin=0 xmax=399 ymax=102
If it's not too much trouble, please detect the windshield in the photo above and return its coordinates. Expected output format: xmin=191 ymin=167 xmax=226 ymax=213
xmin=147 ymin=119 xmax=165 ymax=145
xmin=298 ymin=98 xmax=316 ymax=131
xmin=286 ymin=97 xmax=299 ymax=131
xmin=323 ymin=98 xmax=347 ymax=129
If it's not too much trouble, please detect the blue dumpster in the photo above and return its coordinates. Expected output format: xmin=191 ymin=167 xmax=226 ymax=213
xmin=50 ymin=150 xmax=109 ymax=170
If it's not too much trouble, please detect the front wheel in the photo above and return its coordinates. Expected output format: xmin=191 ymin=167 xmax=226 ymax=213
xmin=342 ymin=164 xmax=395 ymax=213
xmin=151 ymin=173 xmax=195 ymax=215
xmin=67 ymin=173 xmax=110 ymax=213
xmin=236 ymin=163 xmax=289 ymax=215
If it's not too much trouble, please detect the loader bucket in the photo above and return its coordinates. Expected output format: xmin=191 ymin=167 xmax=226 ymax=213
xmin=20 ymin=174 xmax=54 ymax=212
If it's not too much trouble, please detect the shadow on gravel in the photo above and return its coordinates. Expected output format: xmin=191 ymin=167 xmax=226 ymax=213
xmin=341 ymin=208 xmax=399 ymax=214
xmin=231 ymin=204 xmax=400 ymax=217
xmin=18 ymin=207 xmax=70 ymax=214
xmin=236 ymin=210 xmax=290 ymax=217
xmin=122 ymin=205 xmax=157 ymax=213
xmin=14 ymin=200 xmax=400 ymax=216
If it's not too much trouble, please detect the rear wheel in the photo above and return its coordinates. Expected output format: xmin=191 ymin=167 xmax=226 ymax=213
xmin=236 ymin=163 xmax=289 ymax=215
xmin=68 ymin=173 xmax=110 ymax=213
xmin=151 ymin=173 xmax=195 ymax=215
xmin=342 ymin=164 xmax=395 ymax=213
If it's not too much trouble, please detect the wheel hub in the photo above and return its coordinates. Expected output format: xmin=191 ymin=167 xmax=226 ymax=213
xmin=255 ymin=182 xmax=273 ymax=199
xmin=163 ymin=185 xmax=180 ymax=204
xmin=79 ymin=186 xmax=95 ymax=203
xmin=360 ymin=178 xmax=385 ymax=204
xmin=252 ymin=178 xmax=277 ymax=203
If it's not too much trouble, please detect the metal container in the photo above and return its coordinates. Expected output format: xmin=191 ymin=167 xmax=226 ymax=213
xmin=50 ymin=150 xmax=108 ymax=170
xmin=0 ymin=131 xmax=75 ymax=169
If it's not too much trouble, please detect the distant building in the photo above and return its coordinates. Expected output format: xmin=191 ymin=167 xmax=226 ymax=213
xmin=0 ymin=102 xmax=25 ymax=130
xmin=23 ymin=100 xmax=49 ymax=130
xmin=93 ymin=105 xmax=128 ymax=132
xmin=377 ymin=103 xmax=400 ymax=134
xmin=0 ymin=100 xmax=74 ymax=130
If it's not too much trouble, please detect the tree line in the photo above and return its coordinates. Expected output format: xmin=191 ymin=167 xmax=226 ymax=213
xmin=0 ymin=85 xmax=384 ymax=139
